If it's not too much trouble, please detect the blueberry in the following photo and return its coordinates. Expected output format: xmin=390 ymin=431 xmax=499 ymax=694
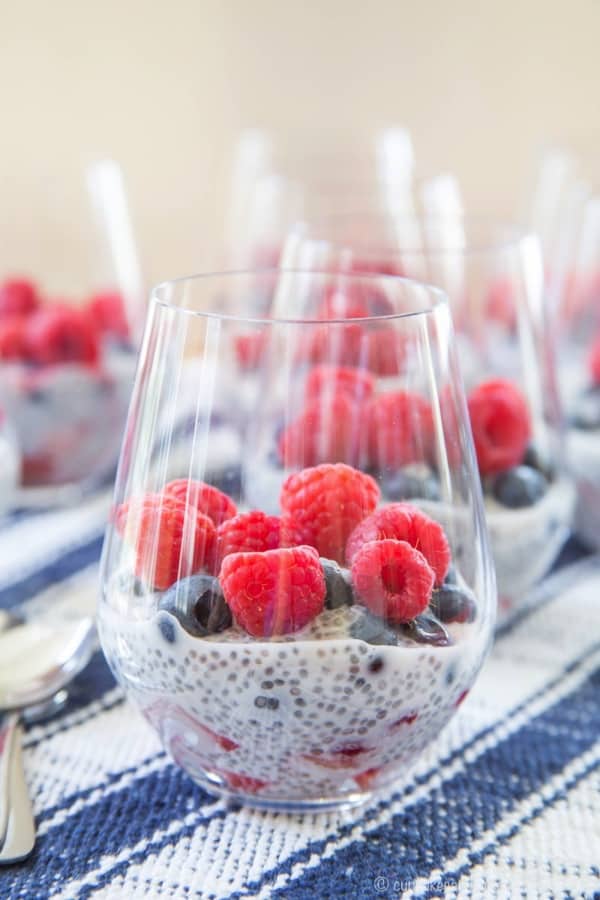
xmin=430 ymin=585 xmax=476 ymax=623
xmin=157 ymin=612 xmax=177 ymax=644
xmin=492 ymin=465 xmax=548 ymax=508
xmin=381 ymin=465 xmax=440 ymax=502
xmin=320 ymin=558 xmax=354 ymax=609
xmin=443 ymin=565 xmax=458 ymax=585
xmin=207 ymin=465 xmax=242 ymax=498
xmin=571 ymin=386 xmax=600 ymax=431
xmin=158 ymin=574 xmax=232 ymax=637
xmin=27 ymin=387 xmax=48 ymax=405
xmin=522 ymin=445 xmax=554 ymax=478
xmin=349 ymin=609 xmax=398 ymax=646
xmin=400 ymin=612 xmax=451 ymax=647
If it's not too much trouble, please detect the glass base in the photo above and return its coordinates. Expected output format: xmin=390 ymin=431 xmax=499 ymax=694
xmin=190 ymin=769 xmax=373 ymax=814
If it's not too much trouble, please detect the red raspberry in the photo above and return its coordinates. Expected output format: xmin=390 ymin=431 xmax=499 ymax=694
xmin=0 ymin=316 xmax=28 ymax=361
xmin=589 ymin=334 xmax=600 ymax=385
xmin=467 ymin=379 xmax=531 ymax=475
xmin=351 ymin=538 xmax=434 ymax=623
xmin=305 ymin=365 xmax=375 ymax=404
xmin=366 ymin=327 xmax=406 ymax=377
xmin=302 ymin=744 xmax=373 ymax=769
xmin=346 ymin=502 xmax=451 ymax=585
xmin=116 ymin=494 xmax=216 ymax=590
xmin=26 ymin=304 xmax=100 ymax=366
xmin=215 ymin=510 xmax=281 ymax=569
xmin=305 ymin=321 xmax=368 ymax=368
xmin=163 ymin=479 xmax=237 ymax=527
xmin=354 ymin=766 xmax=383 ymax=789
xmin=87 ymin=291 xmax=129 ymax=340
xmin=368 ymin=391 xmax=433 ymax=470
xmin=214 ymin=769 xmax=268 ymax=794
xmin=486 ymin=277 xmax=516 ymax=329
xmin=0 ymin=278 xmax=39 ymax=316
xmin=219 ymin=546 xmax=325 ymax=637
xmin=278 ymin=392 xmax=366 ymax=468
xmin=234 ymin=332 xmax=267 ymax=371
xmin=280 ymin=463 xmax=380 ymax=564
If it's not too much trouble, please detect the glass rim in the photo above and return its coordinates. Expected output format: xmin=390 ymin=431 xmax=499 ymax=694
xmin=150 ymin=267 xmax=450 ymax=325
xmin=302 ymin=213 xmax=537 ymax=257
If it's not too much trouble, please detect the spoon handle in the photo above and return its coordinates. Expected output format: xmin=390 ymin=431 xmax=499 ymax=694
xmin=0 ymin=714 xmax=35 ymax=864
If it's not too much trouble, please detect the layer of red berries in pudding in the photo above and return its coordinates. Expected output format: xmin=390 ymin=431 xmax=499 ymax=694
xmin=0 ymin=278 xmax=135 ymax=487
xmin=252 ymin=361 xmax=573 ymax=619
xmin=563 ymin=333 xmax=600 ymax=548
xmin=99 ymin=464 xmax=489 ymax=805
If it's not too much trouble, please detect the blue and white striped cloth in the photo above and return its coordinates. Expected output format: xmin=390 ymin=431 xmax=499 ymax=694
xmin=1 ymin=492 xmax=599 ymax=900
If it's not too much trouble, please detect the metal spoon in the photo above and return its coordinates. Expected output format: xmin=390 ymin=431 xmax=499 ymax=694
xmin=0 ymin=615 xmax=95 ymax=863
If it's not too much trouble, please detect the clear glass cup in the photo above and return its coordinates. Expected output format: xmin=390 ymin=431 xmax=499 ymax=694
xmin=0 ymin=162 xmax=144 ymax=504
xmin=98 ymin=269 xmax=495 ymax=812
xmin=542 ymin=186 xmax=600 ymax=548
xmin=281 ymin=217 xmax=575 ymax=622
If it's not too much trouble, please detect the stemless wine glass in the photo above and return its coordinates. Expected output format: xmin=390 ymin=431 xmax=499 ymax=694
xmin=98 ymin=269 xmax=495 ymax=812
xmin=0 ymin=161 xmax=143 ymax=505
xmin=281 ymin=216 xmax=576 ymax=622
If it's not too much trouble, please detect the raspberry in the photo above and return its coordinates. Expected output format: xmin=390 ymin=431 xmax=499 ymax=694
xmin=26 ymin=304 xmax=100 ymax=366
xmin=163 ymin=479 xmax=237 ymax=526
xmin=589 ymin=335 xmax=600 ymax=385
xmin=368 ymin=390 xmax=433 ymax=470
xmin=486 ymin=277 xmax=516 ymax=329
xmin=0 ymin=316 xmax=28 ymax=361
xmin=351 ymin=539 xmax=434 ymax=623
xmin=234 ymin=332 xmax=267 ymax=370
xmin=302 ymin=743 xmax=373 ymax=769
xmin=306 ymin=321 xmax=368 ymax=367
xmin=305 ymin=365 xmax=375 ymax=403
xmin=280 ymin=463 xmax=380 ymax=564
xmin=467 ymin=379 xmax=531 ymax=475
xmin=0 ymin=278 xmax=39 ymax=316
xmin=354 ymin=766 xmax=382 ymax=789
xmin=278 ymin=392 xmax=366 ymax=468
xmin=219 ymin=546 xmax=325 ymax=637
xmin=87 ymin=291 xmax=129 ymax=340
xmin=117 ymin=495 xmax=216 ymax=590
xmin=215 ymin=510 xmax=281 ymax=568
xmin=366 ymin=327 xmax=406 ymax=377
xmin=214 ymin=769 xmax=268 ymax=793
xmin=346 ymin=502 xmax=451 ymax=584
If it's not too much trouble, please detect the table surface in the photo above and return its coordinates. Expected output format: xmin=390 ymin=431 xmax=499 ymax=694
xmin=1 ymin=490 xmax=599 ymax=900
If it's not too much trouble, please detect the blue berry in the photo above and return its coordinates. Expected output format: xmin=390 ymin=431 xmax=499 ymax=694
xmin=208 ymin=465 xmax=243 ymax=498
xmin=158 ymin=574 xmax=232 ymax=638
xmin=320 ymin=558 xmax=354 ymax=609
xmin=430 ymin=585 xmax=476 ymax=623
xmin=522 ymin=445 xmax=553 ymax=478
xmin=157 ymin=612 xmax=177 ymax=644
xmin=571 ymin=387 xmax=600 ymax=431
xmin=401 ymin=612 xmax=451 ymax=646
xmin=492 ymin=465 xmax=548 ymax=508
xmin=349 ymin=609 xmax=399 ymax=646
xmin=381 ymin=465 xmax=440 ymax=502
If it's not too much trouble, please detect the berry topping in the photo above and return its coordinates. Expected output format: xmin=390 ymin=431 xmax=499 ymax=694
xmin=430 ymin=585 xmax=476 ymax=624
xmin=589 ymin=335 xmax=600 ymax=385
xmin=215 ymin=510 xmax=281 ymax=568
xmin=351 ymin=539 xmax=435 ymax=624
xmin=304 ymin=365 xmax=375 ymax=404
xmin=349 ymin=608 xmax=399 ymax=646
xmin=381 ymin=465 xmax=440 ymax=502
xmin=302 ymin=743 xmax=373 ymax=769
xmin=164 ymin=479 xmax=237 ymax=527
xmin=492 ymin=465 xmax=548 ymax=508
xmin=26 ymin=305 xmax=100 ymax=366
xmin=354 ymin=767 xmax=383 ymax=790
xmin=346 ymin=503 xmax=451 ymax=585
xmin=278 ymin=392 xmax=365 ymax=468
xmin=0 ymin=316 xmax=28 ymax=361
xmin=0 ymin=278 xmax=39 ymax=317
xmin=216 ymin=770 xmax=269 ymax=793
xmin=87 ymin=291 xmax=130 ymax=340
xmin=116 ymin=495 xmax=216 ymax=591
xmin=280 ymin=463 xmax=380 ymax=564
xmin=368 ymin=391 xmax=433 ymax=470
xmin=400 ymin=612 xmax=451 ymax=646
xmin=159 ymin=573 xmax=232 ymax=637
xmin=320 ymin=558 xmax=354 ymax=609
xmin=467 ymin=379 xmax=531 ymax=476
xmin=219 ymin=545 xmax=326 ymax=637
xmin=571 ymin=386 xmax=600 ymax=431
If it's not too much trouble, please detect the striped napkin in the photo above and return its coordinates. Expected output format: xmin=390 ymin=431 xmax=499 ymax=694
xmin=1 ymin=493 xmax=599 ymax=900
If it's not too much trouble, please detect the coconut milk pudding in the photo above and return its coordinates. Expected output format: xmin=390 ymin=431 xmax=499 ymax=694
xmin=99 ymin=463 xmax=491 ymax=808
xmin=0 ymin=279 xmax=135 ymax=487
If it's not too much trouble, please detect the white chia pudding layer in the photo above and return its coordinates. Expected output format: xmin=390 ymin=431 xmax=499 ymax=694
xmin=567 ymin=430 xmax=600 ymax=549
xmin=99 ymin=580 xmax=489 ymax=803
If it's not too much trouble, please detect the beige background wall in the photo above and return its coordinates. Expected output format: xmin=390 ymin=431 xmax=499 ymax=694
xmin=1 ymin=0 xmax=599 ymax=293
